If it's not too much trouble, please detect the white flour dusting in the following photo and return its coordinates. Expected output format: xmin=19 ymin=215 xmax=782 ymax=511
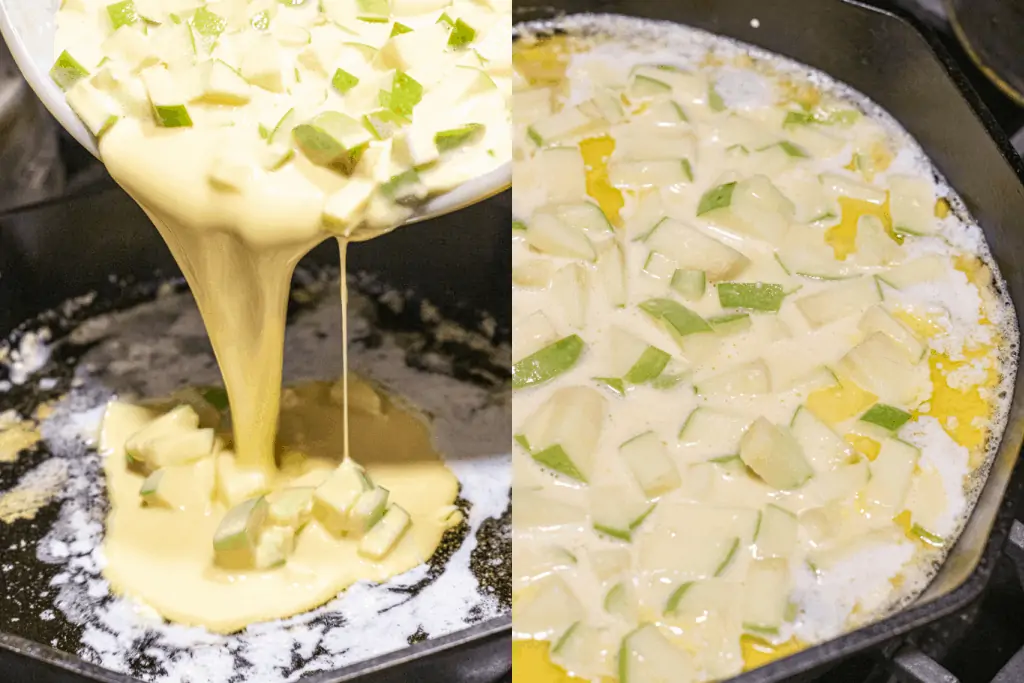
xmin=14 ymin=276 xmax=510 ymax=683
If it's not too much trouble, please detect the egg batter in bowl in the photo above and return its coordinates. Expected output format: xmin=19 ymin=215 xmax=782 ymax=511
xmin=511 ymin=17 xmax=1017 ymax=682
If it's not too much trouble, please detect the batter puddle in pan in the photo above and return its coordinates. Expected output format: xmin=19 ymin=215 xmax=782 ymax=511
xmin=0 ymin=268 xmax=511 ymax=681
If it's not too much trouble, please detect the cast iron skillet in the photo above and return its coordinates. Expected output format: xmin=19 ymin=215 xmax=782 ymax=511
xmin=511 ymin=0 xmax=1024 ymax=681
xmin=0 ymin=182 xmax=512 ymax=683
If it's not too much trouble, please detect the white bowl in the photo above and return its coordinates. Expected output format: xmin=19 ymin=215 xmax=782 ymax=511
xmin=0 ymin=4 xmax=511 ymax=221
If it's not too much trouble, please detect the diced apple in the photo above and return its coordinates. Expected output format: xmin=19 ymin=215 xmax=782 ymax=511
xmin=216 ymin=452 xmax=270 ymax=506
xmin=525 ymin=211 xmax=596 ymax=261
xmin=878 ymin=255 xmax=948 ymax=290
xmin=604 ymin=582 xmax=636 ymax=621
xmin=527 ymin=107 xmax=593 ymax=146
xmin=695 ymin=360 xmax=772 ymax=397
xmin=323 ymin=179 xmax=376 ymax=229
xmin=516 ymin=387 xmax=606 ymax=482
xmin=293 ymin=111 xmax=372 ymax=169
xmin=101 ymin=26 xmax=160 ymax=72
xmin=790 ymin=406 xmax=851 ymax=473
xmin=739 ymin=417 xmax=813 ymax=489
xmin=639 ymin=298 xmax=712 ymax=347
xmin=596 ymin=240 xmax=628 ymax=307
xmin=820 ymin=172 xmax=887 ymax=204
xmin=358 ymin=504 xmax=411 ymax=560
xmin=889 ymin=175 xmax=937 ymax=235
xmin=589 ymin=482 xmax=654 ymax=542
xmin=349 ymin=486 xmax=390 ymax=535
xmin=513 ymin=86 xmax=554 ymax=122
xmin=836 ymin=332 xmax=928 ymax=406
xmin=139 ymin=456 xmax=215 ymax=511
xmin=50 ymin=50 xmax=90 ymax=91
xmin=551 ymin=264 xmax=589 ymax=330
xmin=678 ymin=408 xmax=752 ymax=458
xmin=795 ymin=277 xmax=881 ymax=328
xmin=643 ymin=252 xmax=677 ymax=281
xmin=644 ymin=218 xmax=749 ymax=282
xmin=312 ymin=459 xmax=372 ymax=535
xmin=717 ymin=282 xmax=786 ymax=312
xmin=253 ymin=525 xmax=295 ymax=570
xmin=213 ymin=496 xmax=269 ymax=569
xmin=609 ymin=159 xmax=693 ymax=190
xmin=66 ymin=81 xmax=120 ymax=137
xmin=671 ymin=269 xmax=706 ymax=301
xmin=741 ymin=559 xmax=790 ymax=633
xmin=240 ymin=34 xmax=285 ymax=92
xmin=864 ymin=438 xmax=919 ymax=509
xmin=512 ymin=311 xmax=558 ymax=364
xmin=755 ymin=505 xmax=798 ymax=559
xmin=590 ymin=547 xmax=632 ymax=581
xmin=800 ymin=457 xmax=870 ymax=506
xmin=378 ymin=22 xmax=450 ymax=71
xmin=531 ymin=146 xmax=587 ymax=204
xmin=620 ymin=432 xmax=680 ymax=498
xmin=859 ymin=306 xmax=926 ymax=361
xmin=198 ymin=59 xmax=251 ymax=104
xmin=512 ymin=487 xmax=587 ymax=531
xmin=266 ymin=487 xmax=315 ymax=529
xmin=618 ymin=624 xmax=694 ymax=683
xmin=512 ymin=335 xmax=585 ymax=390
xmin=515 ymin=575 xmax=585 ymax=640
xmin=860 ymin=404 xmax=912 ymax=431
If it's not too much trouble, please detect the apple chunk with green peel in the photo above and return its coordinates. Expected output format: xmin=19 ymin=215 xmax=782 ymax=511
xmin=607 ymin=326 xmax=671 ymax=386
xmin=837 ymin=332 xmax=929 ymax=406
xmin=619 ymin=624 xmax=694 ymax=683
xmin=124 ymin=404 xmax=214 ymax=471
xmin=312 ymin=459 xmax=372 ymax=535
xmin=358 ymin=504 xmax=411 ymax=560
xmin=639 ymin=298 xmax=712 ymax=348
xmin=512 ymin=335 xmax=585 ymax=390
xmin=741 ymin=558 xmax=791 ymax=634
xmin=213 ymin=496 xmax=269 ymax=569
xmin=140 ymin=456 xmax=215 ymax=511
xmin=516 ymin=387 xmax=606 ymax=482
xmin=643 ymin=218 xmax=749 ymax=282
xmin=614 ymin=436 xmax=679 ymax=499
xmin=795 ymin=277 xmax=881 ymax=328
xmin=739 ymin=417 xmax=813 ymax=489
xmin=525 ymin=211 xmax=596 ymax=261
xmin=589 ymin=481 xmax=655 ymax=542
xmin=293 ymin=111 xmax=372 ymax=171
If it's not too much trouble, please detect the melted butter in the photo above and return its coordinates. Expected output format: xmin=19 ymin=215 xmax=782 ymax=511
xmin=825 ymin=195 xmax=894 ymax=260
xmin=513 ymin=640 xmax=586 ymax=683
xmin=739 ymin=635 xmax=805 ymax=671
xmin=844 ymin=433 xmax=881 ymax=461
xmin=579 ymin=135 xmax=624 ymax=226
xmin=923 ymin=348 xmax=999 ymax=462
xmin=806 ymin=377 xmax=878 ymax=424
xmin=101 ymin=378 xmax=458 ymax=633
xmin=512 ymin=37 xmax=575 ymax=87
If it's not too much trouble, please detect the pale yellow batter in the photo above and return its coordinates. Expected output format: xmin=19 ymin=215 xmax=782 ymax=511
xmin=100 ymin=377 xmax=458 ymax=633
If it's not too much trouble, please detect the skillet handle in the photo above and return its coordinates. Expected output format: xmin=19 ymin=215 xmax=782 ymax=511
xmin=890 ymin=647 xmax=959 ymax=683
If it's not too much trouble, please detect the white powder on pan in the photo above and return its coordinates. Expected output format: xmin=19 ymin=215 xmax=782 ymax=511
xmin=27 ymin=279 xmax=510 ymax=683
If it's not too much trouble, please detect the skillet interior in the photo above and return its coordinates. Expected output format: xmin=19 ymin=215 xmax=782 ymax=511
xmin=513 ymin=0 xmax=1024 ymax=680
xmin=0 ymin=182 xmax=512 ymax=682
